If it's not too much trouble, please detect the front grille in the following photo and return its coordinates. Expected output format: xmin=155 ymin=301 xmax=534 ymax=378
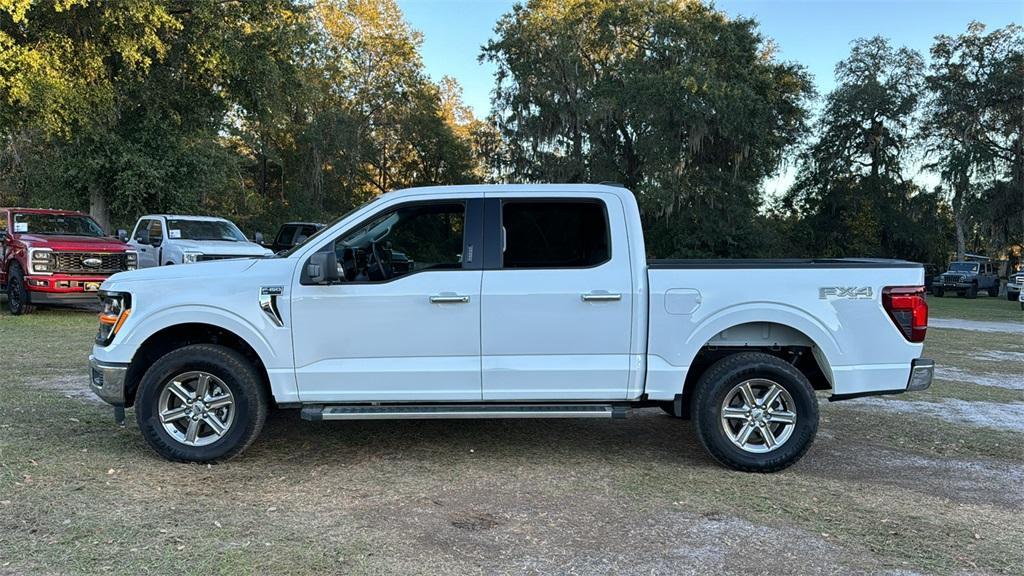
xmin=53 ymin=252 xmax=127 ymax=274
xmin=197 ymin=254 xmax=249 ymax=262
xmin=942 ymin=274 xmax=964 ymax=284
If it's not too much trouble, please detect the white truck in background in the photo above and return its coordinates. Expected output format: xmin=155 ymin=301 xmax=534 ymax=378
xmin=127 ymin=214 xmax=271 ymax=267
xmin=89 ymin=184 xmax=932 ymax=472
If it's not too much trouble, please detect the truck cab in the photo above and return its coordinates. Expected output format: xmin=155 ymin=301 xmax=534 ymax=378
xmin=0 ymin=208 xmax=137 ymax=314
xmin=88 ymin=185 xmax=932 ymax=472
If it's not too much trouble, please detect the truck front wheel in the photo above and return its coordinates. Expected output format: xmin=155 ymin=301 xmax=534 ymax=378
xmin=691 ymin=352 xmax=818 ymax=473
xmin=6 ymin=265 xmax=35 ymax=315
xmin=135 ymin=344 xmax=268 ymax=463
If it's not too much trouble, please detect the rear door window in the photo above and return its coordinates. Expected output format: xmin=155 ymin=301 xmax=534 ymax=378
xmin=501 ymin=201 xmax=610 ymax=269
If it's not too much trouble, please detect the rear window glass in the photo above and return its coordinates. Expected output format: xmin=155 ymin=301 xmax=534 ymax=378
xmin=502 ymin=201 xmax=610 ymax=269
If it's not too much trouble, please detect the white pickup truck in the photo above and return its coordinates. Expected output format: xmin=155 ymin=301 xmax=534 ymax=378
xmin=89 ymin=184 xmax=932 ymax=472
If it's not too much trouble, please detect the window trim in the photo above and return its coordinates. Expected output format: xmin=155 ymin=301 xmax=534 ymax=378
xmin=302 ymin=198 xmax=483 ymax=286
xmin=486 ymin=197 xmax=613 ymax=271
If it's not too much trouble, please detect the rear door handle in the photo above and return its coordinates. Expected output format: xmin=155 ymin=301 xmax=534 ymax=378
xmin=430 ymin=294 xmax=470 ymax=304
xmin=581 ymin=292 xmax=622 ymax=302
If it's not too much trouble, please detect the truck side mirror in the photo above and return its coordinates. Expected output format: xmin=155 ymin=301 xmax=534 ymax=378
xmin=150 ymin=234 xmax=162 ymax=248
xmin=303 ymin=248 xmax=341 ymax=285
xmin=254 ymin=231 xmax=265 ymax=245
xmin=116 ymin=229 xmax=128 ymax=242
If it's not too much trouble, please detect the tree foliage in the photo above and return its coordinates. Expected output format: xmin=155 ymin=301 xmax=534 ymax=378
xmin=0 ymin=0 xmax=481 ymax=235
xmin=924 ymin=22 xmax=1024 ymax=262
xmin=481 ymin=0 xmax=814 ymax=257
xmin=0 ymin=2 xmax=1019 ymax=268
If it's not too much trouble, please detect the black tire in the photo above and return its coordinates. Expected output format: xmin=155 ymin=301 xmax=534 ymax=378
xmin=135 ymin=344 xmax=267 ymax=463
xmin=6 ymin=264 xmax=35 ymax=315
xmin=691 ymin=352 xmax=818 ymax=473
xmin=1009 ymin=291 xmax=1020 ymax=302
xmin=988 ymin=285 xmax=998 ymax=297
xmin=932 ymin=287 xmax=944 ymax=297
xmin=966 ymin=283 xmax=978 ymax=299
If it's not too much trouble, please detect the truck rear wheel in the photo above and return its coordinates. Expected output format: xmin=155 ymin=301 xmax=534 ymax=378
xmin=691 ymin=352 xmax=818 ymax=473
xmin=966 ymin=283 xmax=978 ymax=299
xmin=987 ymin=285 xmax=998 ymax=297
xmin=6 ymin=265 xmax=35 ymax=315
xmin=135 ymin=344 xmax=267 ymax=463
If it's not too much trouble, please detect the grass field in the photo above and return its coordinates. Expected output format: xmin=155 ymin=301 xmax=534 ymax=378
xmin=926 ymin=291 xmax=1023 ymax=322
xmin=1 ymin=301 xmax=1021 ymax=575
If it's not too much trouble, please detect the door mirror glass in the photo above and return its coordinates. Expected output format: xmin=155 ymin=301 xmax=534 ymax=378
xmin=116 ymin=229 xmax=128 ymax=242
xmin=254 ymin=231 xmax=264 ymax=245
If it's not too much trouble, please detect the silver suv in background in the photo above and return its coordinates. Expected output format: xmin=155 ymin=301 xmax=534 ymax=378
xmin=128 ymin=215 xmax=272 ymax=268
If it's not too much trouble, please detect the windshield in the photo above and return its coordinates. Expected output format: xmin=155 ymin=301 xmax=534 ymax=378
xmin=166 ymin=219 xmax=246 ymax=242
xmin=13 ymin=213 xmax=105 ymax=237
xmin=949 ymin=262 xmax=979 ymax=273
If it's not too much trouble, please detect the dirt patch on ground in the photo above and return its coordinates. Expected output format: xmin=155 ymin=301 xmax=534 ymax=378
xmin=841 ymin=396 xmax=1024 ymax=432
xmin=935 ymin=367 xmax=1023 ymax=390
xmin=32 ymin=374 xmax=104 ymax=405
xmin=929 ymin=318 xmax=1023 ymax=334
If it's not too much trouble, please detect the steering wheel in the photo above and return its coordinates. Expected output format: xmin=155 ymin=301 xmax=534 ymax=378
xmin=369 ymin=241 xmax=394 ymax=281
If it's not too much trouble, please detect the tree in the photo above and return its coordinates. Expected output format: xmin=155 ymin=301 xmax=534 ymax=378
xmin=924 ymin=22 xmax=1024 ymax=261
xmin=481 ymin=0 xmax=813 ymax=257
xmin=784 ymin=37 xmax=953 ymax=265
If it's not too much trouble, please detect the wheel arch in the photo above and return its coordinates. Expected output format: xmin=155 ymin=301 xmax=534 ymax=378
xmin=123 ymin=322 xmax=271 ymax=408
xmin=670 ymin=313 xmax=839 ymax=418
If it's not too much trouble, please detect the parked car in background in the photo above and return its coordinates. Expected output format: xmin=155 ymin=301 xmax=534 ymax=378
xmin=932 ymin=261 xmax=999 ymax=298
xmin=1007 ymin=270 xmax=1023 ymax=302
xmin=89 ymin=184 xmax=932 ymax=472
xmin=269 ymin=222 xmax=324 ymax=253
xmin=127 ymin=215 xmax=272 ymax=267
xmin=1 ymin=208 xmax=136 ymax=314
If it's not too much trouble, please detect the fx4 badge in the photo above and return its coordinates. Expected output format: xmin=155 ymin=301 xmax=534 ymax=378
xmin=819 ymin=287 xmax=873 ymax=300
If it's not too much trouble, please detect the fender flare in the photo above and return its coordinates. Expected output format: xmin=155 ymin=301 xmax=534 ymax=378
xmin=118 ymin=304 xmax=279 ymax=367
xmin=681 ymin=302 xmax=843 ymax=381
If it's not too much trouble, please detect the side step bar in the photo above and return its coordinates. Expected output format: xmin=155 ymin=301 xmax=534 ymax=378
xmin=301 ymin=403 xmax=629 ymax=421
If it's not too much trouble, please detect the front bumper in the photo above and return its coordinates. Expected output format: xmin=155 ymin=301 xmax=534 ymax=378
xmin=829 ymin=358 xmax=933 ymax=401
xmin=89 ymin=355 xmax=129 ymax=406
xmin=25 ymin=274 xmax=109 ymax=303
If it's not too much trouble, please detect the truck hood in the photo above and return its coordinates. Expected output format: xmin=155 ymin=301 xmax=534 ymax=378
xmin=17 ymin=234 xmax=130 ymax=252
xmin=170 ymin=239 xmax=271 ymax=256
xmin=102 ymin=258 xmax=258 ymax=287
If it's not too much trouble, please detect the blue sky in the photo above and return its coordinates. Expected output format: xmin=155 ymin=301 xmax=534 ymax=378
xmin=397 ymin=0 xmax=1021 ymax=192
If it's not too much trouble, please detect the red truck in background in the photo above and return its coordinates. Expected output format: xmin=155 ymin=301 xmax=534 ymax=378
xmin=0 ymin=208 xmax=137 ymax=315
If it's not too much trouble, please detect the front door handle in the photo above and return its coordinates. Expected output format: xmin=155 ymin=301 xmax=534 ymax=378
xmin=430 ymin=294 xmax=470 ymax=304
xmin=582 ymin=292 xmax=622 ymax=302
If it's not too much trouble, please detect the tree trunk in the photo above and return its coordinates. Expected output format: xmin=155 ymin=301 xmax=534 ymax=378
xmin=90 ymin=189 xmax=111 ymax=235
xmin=951 ymin=176 xmax=968 ymax=261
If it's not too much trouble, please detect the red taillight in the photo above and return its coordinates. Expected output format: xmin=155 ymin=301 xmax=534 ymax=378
xmin=882 ymin=286 xmax=928 ymax=343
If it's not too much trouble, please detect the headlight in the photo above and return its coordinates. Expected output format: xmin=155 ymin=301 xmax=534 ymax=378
xmin=96 ymin=291 xmax=131 ymax=345
xmin=29 ymin=248 xmax=53 ymax=274
xmin=125 ymin=251 xmax=138 ymax=271
xmin=182 ymin=251 xmax=202 ymax=264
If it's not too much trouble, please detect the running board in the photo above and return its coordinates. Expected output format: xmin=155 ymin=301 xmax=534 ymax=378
xmin=300 ymin=403 xmax=628 ymax=421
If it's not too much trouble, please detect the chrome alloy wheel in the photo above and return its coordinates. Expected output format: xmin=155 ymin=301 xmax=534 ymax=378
xmin=157 ymin=371 xmax=235 ymax=447
xmin=720 ymin=379 xmax=797 ymax=453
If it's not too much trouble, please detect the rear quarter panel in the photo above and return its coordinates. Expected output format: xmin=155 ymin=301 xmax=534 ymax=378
xmin=645 ymin=265 xmax=925 ymax=400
